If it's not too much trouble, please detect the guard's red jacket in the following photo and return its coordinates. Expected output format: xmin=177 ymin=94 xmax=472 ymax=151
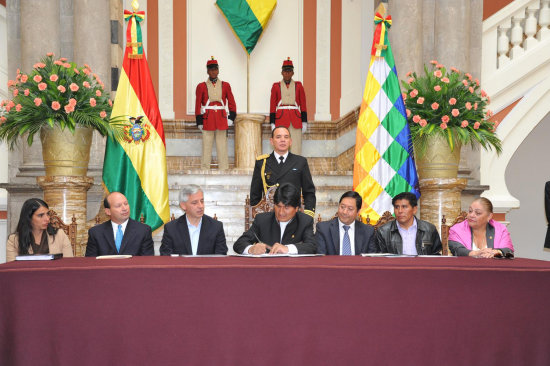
xmin=269 ymin=81 xmax=307 ymax=129
xmin=195 ymin=81 xmax=237 ymax=131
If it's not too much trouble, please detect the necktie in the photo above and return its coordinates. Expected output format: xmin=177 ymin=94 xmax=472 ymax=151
xmin=115 ymin=224 xmax=123 ymax=253
xmin=279 ymin=156 xmax=284 ymax=165
xmin=342 ymin=225 xmax=352 ymax=256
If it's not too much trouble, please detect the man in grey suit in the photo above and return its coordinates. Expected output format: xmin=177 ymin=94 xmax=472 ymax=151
xmin=315 ymin=191 xmax=376 ymax=255
xmin=160 ymin=184 xmax=227 ymax=255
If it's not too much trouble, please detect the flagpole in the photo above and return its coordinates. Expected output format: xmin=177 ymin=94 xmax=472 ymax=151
xmin=247 ymin=54 xmax=250 ymax=114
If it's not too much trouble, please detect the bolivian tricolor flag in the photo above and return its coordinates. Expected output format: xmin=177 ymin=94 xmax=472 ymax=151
xmin=103 ymin=9 xmax=170 ymax=231
xmin=353 ymin=10 xmax=419 ymax=223
xmin=216 ymin=0 xmax=277 ymax=54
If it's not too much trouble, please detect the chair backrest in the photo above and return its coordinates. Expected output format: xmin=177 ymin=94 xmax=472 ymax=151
xmin=49 ymin=210 xmax=78 ymax=256
xmin=440 ymin=211 xmax=468 ymax=255
xmin=363 ymin=211 xmax=395 ymax=231
xmin=245 ymin=185 xmax=278 ymax=231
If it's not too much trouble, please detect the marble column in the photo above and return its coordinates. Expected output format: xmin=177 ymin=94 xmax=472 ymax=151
xmin=37 ymin=176 xmax=94 ymax=257
xmin=419 ymin=178 xmax=467 ymax=233
xmin=434 ymin=0 xmax=470 ymax=72
xmin=388 ymin=0 xmax=424 ymax=77
xmin=18 ymin=0 xmax=61 ymax=179
xmin=234 ymin=114 xmax=264 ymax=170
xmin=73 ymin=0 xmax=110 ymax=91
xmin=73 ymin=0 xmax=111 ymax=172
xmin=20 ymin=0 xmax=60 ymax=72
xmin=73 ymin=0 xmax=112 ymax=219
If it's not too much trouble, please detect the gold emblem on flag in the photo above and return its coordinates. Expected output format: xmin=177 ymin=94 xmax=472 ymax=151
xmin=123 ymin=116 xmax=151 ymax=144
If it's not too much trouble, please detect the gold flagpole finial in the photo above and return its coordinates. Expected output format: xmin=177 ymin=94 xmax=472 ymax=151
xmin=132 ymin=0 xmax=140 ymax=12
xmin=375 ymin=2 xmax=387 ymax=16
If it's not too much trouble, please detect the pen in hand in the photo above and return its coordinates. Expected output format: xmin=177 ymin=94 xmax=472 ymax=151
xmin=252 ymin=229 xmax=272 ymax=254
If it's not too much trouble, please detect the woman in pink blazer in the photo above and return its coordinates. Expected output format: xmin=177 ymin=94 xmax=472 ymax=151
xmin=448 ymin=197 xmax=514 ymax=257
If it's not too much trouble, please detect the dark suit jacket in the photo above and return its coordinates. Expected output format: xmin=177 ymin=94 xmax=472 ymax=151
xmin=250 ymin=152 xmax=316 ymax=213
xmin=545 ymin=181 xmax=550 ymax=248
xmin=85 ymin=219 xmax=154 ymax=257
xmin=159 ymin=214 xmax=227 ymax=255
xmin=315 ymin=218 xmax=377 ymax=255
xmin=233 ymin=212 xmax=317 ymax=254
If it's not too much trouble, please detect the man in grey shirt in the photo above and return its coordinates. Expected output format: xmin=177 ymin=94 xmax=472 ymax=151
xmin=375 ymin=192 xmax=442 ymax=255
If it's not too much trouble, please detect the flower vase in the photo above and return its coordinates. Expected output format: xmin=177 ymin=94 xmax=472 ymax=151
xmin=415 ymin=134 xmax=461 ymax=179
xmin=415 ymin=134 xmax=467 ymax=252
xmin=40 ymin=125 xmax=93 ymax=176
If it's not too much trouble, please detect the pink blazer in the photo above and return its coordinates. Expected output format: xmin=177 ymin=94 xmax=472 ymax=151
xmin=448 ymin=219 xmax=514 ymax=251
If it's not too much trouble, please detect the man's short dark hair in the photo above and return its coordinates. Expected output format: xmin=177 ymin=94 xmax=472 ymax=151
xmin=103 ymin=192 xmax=121 ymax=209
xmin=392 ymin=192 xmax=418 ymax=207
xmin=271 ymin=125 xmax=291 ymax=138
xmin=339 ymin=191 xmax=362 ymax=211
xmin=274 ymin=183 xmax=300 ymax=208
xmin=104 ymin=195 xmax=111 ymax=209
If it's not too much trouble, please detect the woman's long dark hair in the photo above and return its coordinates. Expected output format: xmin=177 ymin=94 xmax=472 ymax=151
xmin=15 ymin=198 xmax=58 ymax=255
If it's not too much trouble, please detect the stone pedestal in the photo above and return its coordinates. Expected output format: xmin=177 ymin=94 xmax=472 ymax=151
xmin=234 ymin=114 xmax=264 ymax=170
xmin=419 ymin=178 xmax=468 ymax=232
xmin=37 ymin=176 xmax=93 ymax=256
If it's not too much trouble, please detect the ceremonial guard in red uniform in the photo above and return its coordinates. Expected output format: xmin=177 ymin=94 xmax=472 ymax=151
xmin=270 ymin=58 xmax=308 ymax=155
xmin=195 ymin=57 xmax=237 ymax=170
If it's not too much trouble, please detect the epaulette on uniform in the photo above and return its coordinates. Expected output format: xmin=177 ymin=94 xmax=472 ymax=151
xmin=256 ymin=154 xmax=269 ymax=160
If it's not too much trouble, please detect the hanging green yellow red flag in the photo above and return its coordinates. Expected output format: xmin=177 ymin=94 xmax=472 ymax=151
xmin=353 ymin=10 xmax=419 ymax=223
xmin=215 ymin=0 xmax=277 ymax=54
xmin=103 ymin=6 xmax=170 ymax=231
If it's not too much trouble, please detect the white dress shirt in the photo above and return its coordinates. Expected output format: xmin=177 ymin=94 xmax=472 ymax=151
xmin=273 ymin=151 xmax=289 ymax=164
xmin=338 ymin=219 xmax=356 ymax=255
xmin=111 ymin=219 xmax=129 ymax=240
xmin=186 ymin=217 xmax=203 ymax=255
xmin=243 ymin=217 xmax=298 ymax=254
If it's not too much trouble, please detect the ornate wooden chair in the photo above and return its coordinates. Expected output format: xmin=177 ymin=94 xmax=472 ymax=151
xmin=363 ymin=211 xmax=395 ymax=231
xmin=245 ymin=185 xmax=278 ymax=231
xmin=49 ymin=210 xmax=79 ymax=256
xmin=440 ymin=211 xmax=468 ymax=256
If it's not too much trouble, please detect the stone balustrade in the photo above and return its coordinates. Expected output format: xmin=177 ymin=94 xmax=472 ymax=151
xmin=483 ymin=0 xmax=550 ymax=111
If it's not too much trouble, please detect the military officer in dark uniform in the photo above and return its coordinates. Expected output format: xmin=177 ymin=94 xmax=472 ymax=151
xmin=249 ymin=125 xmax=316 ymax=218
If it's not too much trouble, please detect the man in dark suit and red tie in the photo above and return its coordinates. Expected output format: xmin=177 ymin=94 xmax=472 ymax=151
xmin=160 ymin=184 xmax=227 ymax=256
xmin=270 ymin=57 xmax=307 ymax=155
xmin=195 ymin=56 xmax=237 ymax=170
xmin=85 ymin=192 xmax=154 ymax=257
xmin=315 ymin=191 xmax=377 ymax=255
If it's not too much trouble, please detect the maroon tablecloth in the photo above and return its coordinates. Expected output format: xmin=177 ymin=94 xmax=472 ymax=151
xmin=1 ymin=256 xmax=550 ymax=365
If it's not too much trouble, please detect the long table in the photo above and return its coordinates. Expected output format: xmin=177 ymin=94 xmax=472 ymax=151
xmin=1 ymin=256 xmax=549 ymax=365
